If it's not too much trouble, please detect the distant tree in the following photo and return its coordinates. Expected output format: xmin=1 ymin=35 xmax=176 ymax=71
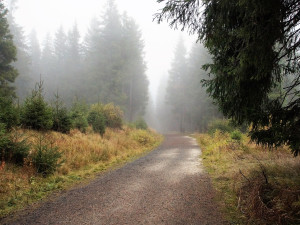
xmin=166 ymin=38 xmax=188 ymax=132
xmin=0 ymin=0 xmax=18 ymax=99
xmin=156 ymin=0 xmax=300 ymax=155
xmin=121 ymin=14 xmax=148 ymax=121
xmin=6 ymin=0 xmax=31 ymax=101
xmin=52 ymin=26 xmax=67 ymax=92
xmin=40 ymin=33 xmax=55 ymax=98
xmin=28 ymin=29 xmax=41 ymax=88
xmin=63 ymin=22 xmax=82 ymax=103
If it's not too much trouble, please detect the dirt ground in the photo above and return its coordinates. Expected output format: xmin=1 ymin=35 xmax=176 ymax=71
xmin=1 ymin=134 xmax=226 ymax=225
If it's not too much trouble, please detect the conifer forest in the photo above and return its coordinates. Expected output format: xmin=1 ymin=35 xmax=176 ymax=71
xmin=0 ymin=0 xmax=299 ymax=224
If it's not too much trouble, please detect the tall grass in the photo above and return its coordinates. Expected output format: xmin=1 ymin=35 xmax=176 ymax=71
xmin=0 ymin=127 xmax=162 ymax=217
xmin=195 ymin=131 xmax=300 ymax=224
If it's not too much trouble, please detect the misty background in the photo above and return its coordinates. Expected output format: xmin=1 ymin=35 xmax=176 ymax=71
xmin=5 ymin=0 xmax=222 ymax=132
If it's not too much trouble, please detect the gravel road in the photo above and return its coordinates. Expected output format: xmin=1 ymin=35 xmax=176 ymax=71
xmin=1 ymin=134 xmax=226 ymax=225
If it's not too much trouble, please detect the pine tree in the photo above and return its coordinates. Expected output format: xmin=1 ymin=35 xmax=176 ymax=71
xmin=40 ymin=33 xmax=55 ymax=98
xmin=121 ymin=14 xmax=148 ymax=121
xmin=28 ymin=29 xmax=41 ymax=88
xmin=0 ymin=0 xmax=18 ymax=99
xmin=166 ymin=38 xmax=188 ymax=132
xmin=156 ymin=0 xmax=300 ymax=155
xmin=6 ymin=0 xmax=30 ymax=101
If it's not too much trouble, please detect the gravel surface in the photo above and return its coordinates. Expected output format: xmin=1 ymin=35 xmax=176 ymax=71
xmin=1 ymin=134 xmax=226 ymax=225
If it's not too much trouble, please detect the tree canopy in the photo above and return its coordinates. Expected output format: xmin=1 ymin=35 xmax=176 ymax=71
xmin=156 ymin=0 xmax=300 ymax=155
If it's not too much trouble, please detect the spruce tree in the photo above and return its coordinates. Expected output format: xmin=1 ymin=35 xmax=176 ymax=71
xmin=121 ymin=14 xmax=148 ymax=121
xmin=156 ymin=0 xmax=300 ymax=155
xmin=0 ymin=0 xmax=18 ymax=99
xmin=7 ymin=0 xmax=31 ymax=101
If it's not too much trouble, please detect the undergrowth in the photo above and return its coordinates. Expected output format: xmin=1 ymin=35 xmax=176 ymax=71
xmin=195 ymin=130 xmax=300 ymax=225
xmin=0 ymin=127 xmax=162 ymax=217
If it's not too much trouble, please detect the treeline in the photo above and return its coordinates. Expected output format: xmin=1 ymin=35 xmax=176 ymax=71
xmin=0 ymin=0 xmax=149 ymax=176
xmin=7 ymin=0 xmax=148 ymax=121
xmin=156 ymin=40 xmax=222 ymax=132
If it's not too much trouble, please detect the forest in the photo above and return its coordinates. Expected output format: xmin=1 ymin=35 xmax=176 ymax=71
xmin=0 ymin=0 xmax=299 ymax=224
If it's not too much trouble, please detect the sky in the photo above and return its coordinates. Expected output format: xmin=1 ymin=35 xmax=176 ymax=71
xmin=6 ymin=0 xmax=197 ymax=103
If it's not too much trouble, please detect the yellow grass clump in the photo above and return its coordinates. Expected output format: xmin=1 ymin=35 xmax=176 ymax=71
xmin=0 ymin=126 xmax=162 ymax=217
xmin=195 ymin=130 xmax=300 ymax=224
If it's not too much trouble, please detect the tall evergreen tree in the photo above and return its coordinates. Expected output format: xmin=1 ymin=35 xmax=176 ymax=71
xmin=121 ymin=14 xmax=148 ymax=121
xmin=28 ymin=29 xmax=41 ymax=90
xmin=156 ymin=0 xmax=300 ymax=155
xmin=40 ymin=33 xmax=55 ymax=99
xmin=6 ymin=0 xmax=30 ymax=100
xmin=166 ymin=38 xmax=188 ymax=132
xmin=0 ymin=0 xmax=17 ymax=99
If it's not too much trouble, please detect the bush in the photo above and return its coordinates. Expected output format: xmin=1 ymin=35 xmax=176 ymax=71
xmin=133 ymin=118 xmax=148 ymax=130
xmin=32 ymin=136 xmax=62 ymax=176
xmin=52 ymin=108 xmax=72 ymax=133
xmin=21 ymin=81 xmax=53 ymax=131
xmin=52 ymin=92 xmax=72 ymax=133
xmin=0 ymin=97 xmax=19 ymax=130
xmin=230 ymin=130 xmax=242 ymax=142
xmin=88 ymin=104 xmax=106 ymax=136
xmin=103 ymin=103 xmax=123 ymax=128
xmin=0 ymin=125 xmax=30 ymax=166
xmin=70 ymin=98 xmax=88 ymax=133
xmin=208 ymin=119 xmax=234 ymax=134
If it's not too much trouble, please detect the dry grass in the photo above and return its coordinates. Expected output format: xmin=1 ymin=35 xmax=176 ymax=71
xmin=195 ymin=131 xmax=300 ymax=225
xmin=0 ymin=127 xmax=162 ymax=217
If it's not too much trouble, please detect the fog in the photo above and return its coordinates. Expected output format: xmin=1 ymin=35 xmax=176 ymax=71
xmin=5 ymin=0 xmax=222 ymax=132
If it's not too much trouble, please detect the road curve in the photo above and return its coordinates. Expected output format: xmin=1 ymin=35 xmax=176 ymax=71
xmin=1 ymin=134 xmax=225 ymax=225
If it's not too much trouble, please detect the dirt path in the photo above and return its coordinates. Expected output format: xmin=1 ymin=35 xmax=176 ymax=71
xmin=1 ymin=134 xmax=226 ymax=225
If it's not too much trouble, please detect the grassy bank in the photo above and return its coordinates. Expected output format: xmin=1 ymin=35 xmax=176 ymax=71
xmin=195 ymin=131 xmax=300 ymax=224
xmin=0 ymin=127 xmax=162 ymax=217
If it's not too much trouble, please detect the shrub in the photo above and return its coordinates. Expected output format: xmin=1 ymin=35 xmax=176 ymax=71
xmin=21 ymin=81 xmax=53 ymax=131
xmin=88 ymin=104 xmax=106 ymax=136
xmin=32 ymin=136 xmax=62 ymax=177
xmin=52 ymin=108 xmax=72 ymax=134
xmin=0 ymin=125 xmax=30 ymax=166
xmin=0 ymin=97 xmax=19 ymax=130
xmin=208 ymin=119 xmax=234 ymax=134
xmin=52 ymin=92 xmax=72 ymax=133
xmin=103 ymin=103 xmax=123 ymax=128
xmin=70 ymin=98 xmax=88 ymax=133
xmin=134 ymin=118 xmax=148 ymax=130
xmin=230 ymin=130 xmax=242 ymax=142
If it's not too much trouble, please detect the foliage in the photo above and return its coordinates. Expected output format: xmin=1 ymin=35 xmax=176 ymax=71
xmin=0 ymin=125 xmax=30 ymax=166
xmin=195 ymin=132 xmax=300 ymax=224
xmin=51 ymin=92 xmax=72 ymax=133
xmin=161 ymin=41 xmax=221 ymax=132
xmin=102 ymin=103 xmax=123 ymax=128
xmin=32 ymin=135 xmax=62 ymax=177
xmin=70 ymin=98 xmax=88 ymax=133
xmin=0 ymin=128 xmax=162 ymax=217
xmin=133 ymin=118 xmax=148 ymax=130
xmin=156 ymin=0 xmax=300 ymax=155
xmin=21 ymin=81 xmax=53 ymax=131
xmin=230 ymin=130 xmax=242 ymax=142
xmin=0 ymin=97 xmax=19 ymax=130
xmin=208 ymin=119 xmax=234 ymax=134
xmin=0 ymin=1 xmax=18 ymax=99
xmin=88 ymin=104 xmax=106 ymax=136
xmin=7 ymin=1 xmax=31 ymax=101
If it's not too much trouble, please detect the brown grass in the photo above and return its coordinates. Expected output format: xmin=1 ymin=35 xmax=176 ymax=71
xmin=0 ymin=127 xmax=162 ymax=217
xmin=195 ymin=131 xmax=300 ymax=224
